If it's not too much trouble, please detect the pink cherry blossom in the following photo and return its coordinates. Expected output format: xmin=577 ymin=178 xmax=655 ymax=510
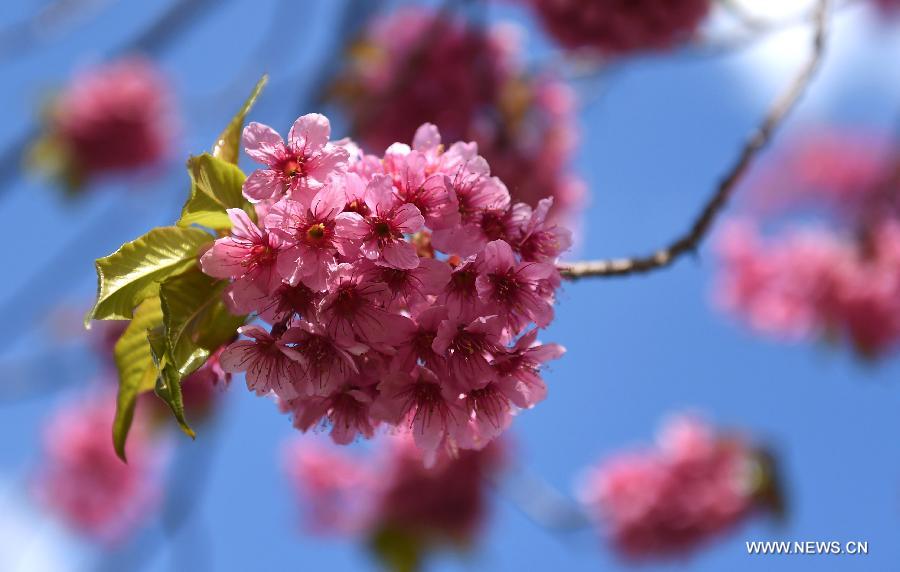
xmin=437 ymin=256 xmax=484 ymax=319
xmin=282 ymin=440 xmax=377 ymax=534
xmin=317 ymin=263 xmax=415 ymax=346
xmin=283 ymin=433 xmax=507 ymax=549
xmin=218 ymin=325 xmax=303 ymax=399
xmin=258 ymin=282 xmax=321 ymax=323
xmin=491 ymin=328 xmax=565 ymax=407
xmin=46 ymin=57 xmax=176 ymax=186
xmin=335 ymin=175 xmax=425 ymax=269
xmin=32 ymin=388 xmax=165 ymax=543
xmin=266 ymin=187 xmax=346 ymax=291
xmin=200 ymin=208 xmax=286 ymax=313
xmin=715 ymin=219 xmax=900 ymax=357
xmin=527 ymin=0 xmax=711 ymax=54
xmin=433 ymin=170 xmax=513 ymax=256
xmin=390 ymin=305 xmax=451 ymax=375
xmin=376 ymin=366 xmax=467 ymax=454
xmin=242 ymin=114 xmax=349 ymax=204
xmin=517 ymin=198 xmax=574 ymax=262
xmin=433 ymin=314 xmax=504 ymax=389
xmin=475 ymin=239 xmax=556 ymax=333
xmin=289 ymin=320 xmax=364 ymax=396
xmin=384 ymin=149 xmax=460 ymax=230
xmin=286 ymin=378 xmax=380 ymax=445
xmin=360 ymin=257 xmax=451 ymax=314
xmin=579 ymin=415 xmax=769 ymax=559
xmin=331 ymin=8 xmax=586 ymax=229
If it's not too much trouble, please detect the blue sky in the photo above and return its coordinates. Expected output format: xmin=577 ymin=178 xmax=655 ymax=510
xmin=1 ymin=1 xmax=899 ymax=571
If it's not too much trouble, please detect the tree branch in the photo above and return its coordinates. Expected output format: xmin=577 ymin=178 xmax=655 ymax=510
xmin=559 ymin=0 xmax=830 ymax=280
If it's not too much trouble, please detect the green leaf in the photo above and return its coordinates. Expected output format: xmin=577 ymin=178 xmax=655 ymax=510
xmin=369 ymin=527 xmax=425 ymax=572
xmin=87 ymin=226 xmax=212 ymax=324
xmin=212 ymin=75 xmax=268 ymax=165
xmin=148 ymin=326 xmax=196 ymax=439
xmin=177 ymin=153 xmax=254 ymax=230
xmin=111 ymin=296 xmax=163 ymax=462
xmin=160 ymin=266 xmax=246 ymax=379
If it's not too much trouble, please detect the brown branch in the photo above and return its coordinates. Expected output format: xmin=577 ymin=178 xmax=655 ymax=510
xmin=559 ymin=0 xmax=830 ymax=280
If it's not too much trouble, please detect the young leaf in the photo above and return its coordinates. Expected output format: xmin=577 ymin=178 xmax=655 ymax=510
xmin=160 ymin=266 xmax=246 ymax=379
xmin=88 ymin=226 xmax=212 ymax=324
xmin=147 ymin=326 xmax=196 ymax=439
xmin=212 ymin=74 xmax=268 ymax=165
xmin=178 ymin=153 xmax=254 ymax=230
xmin=112 ymin=296 xmax=164 ymax=461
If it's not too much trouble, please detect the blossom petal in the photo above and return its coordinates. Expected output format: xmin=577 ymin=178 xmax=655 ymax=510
xmin=242 ymin=122 xmax=285 ymax=165
xmin=289 ymin=113 xmax=330 ymax=153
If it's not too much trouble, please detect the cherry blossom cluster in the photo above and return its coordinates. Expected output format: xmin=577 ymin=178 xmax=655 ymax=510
xmin=714 ymin=128 xmax=900 ymax=358
xmin=578 ymin=415 xmax=771 ymax=559
xmin=333 ymin=7 xmax=585 ymax=227
xmin=202 ymin=114 xmax=569 ymax=461
xmin=31 ymin=320 xmax=229 ymax=542
xmin=33 ymin=58 xmax=176 ymax=189
xmin=32 ymin=389 xmax=165 ymax=543
xmin=284 ymin=434 xmax=505 ymax=548
xmin=717 ymin=219 xmax=900 ymax=357
xmin=524 ymin=0 xmax=711 ymax=54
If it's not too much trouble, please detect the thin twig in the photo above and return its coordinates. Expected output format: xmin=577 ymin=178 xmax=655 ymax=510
xmin=559 ymin=0 xmax=830 ymax=280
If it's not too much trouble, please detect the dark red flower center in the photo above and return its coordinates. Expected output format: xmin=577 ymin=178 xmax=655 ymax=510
xmin=373 ymin=219 xmax=393 ymax=238
xmin=281 ymin=157 xmax=305 ymax=178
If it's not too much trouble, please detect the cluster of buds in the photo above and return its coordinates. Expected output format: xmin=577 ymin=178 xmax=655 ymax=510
xmin=203 ymin=114 xmax=569 ymax=461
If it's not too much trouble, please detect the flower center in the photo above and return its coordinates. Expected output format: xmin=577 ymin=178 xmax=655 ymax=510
xmin=490 ymin=273 xmax=517 ymax=299
xmin=245 ymin=244 xmax=275 ymax=267
xmin=480 ymin=211 xmax=505 ymax=241
xmin=372 ymin=220 xmax=392 ymax=238
xmin=281 ymin=157 xmax=304 ymax=178
xmin=306 ymin=222 xmax=327 ymax=243
xmin=451 ymin=268 xmax=477 ymax=292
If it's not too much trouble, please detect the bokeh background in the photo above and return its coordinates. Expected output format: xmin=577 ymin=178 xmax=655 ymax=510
xmin=1 ymin=0 xmax=899 ymax=570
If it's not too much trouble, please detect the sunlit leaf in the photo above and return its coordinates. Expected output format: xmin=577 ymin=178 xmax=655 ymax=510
xmin=148 ymin=326 xmax=196 ymax=439
xmin=212 ymin=75 xmax=268 ymax=164
xmin=111 ymin=296 xmax=163 ymax=462
xmin=87 ymin=226 xmax=212 ymax=324
xmin=160 ymin=266 xmax=245 ymax=379
xmin=178 ymin=153 xmax=254 ymax=230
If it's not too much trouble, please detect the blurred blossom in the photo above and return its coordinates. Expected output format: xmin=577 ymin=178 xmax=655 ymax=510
xmin=31 ymin=388 xmax=168 ymax=543
xmin=874 ymin=0 xmax=900 ymax=14
xmin=715 ymin=219 xmax=900 ymax=358
xmin=524 ymin=0 xmax=711 ymax=54
xmin=714 ymin=128 xmax=900 ymax=358
xmin=578 ymin=415 xmax=777 ymax=560
xmin=284 ymin=434 xmax=506 ymax=567
xmin=30 ymin=57 xmax=177 ymax=193
xmin=748 ymin=128 xmax=899 ymax=220
xmin=332 ymin=7 xmax=585 ymax=227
